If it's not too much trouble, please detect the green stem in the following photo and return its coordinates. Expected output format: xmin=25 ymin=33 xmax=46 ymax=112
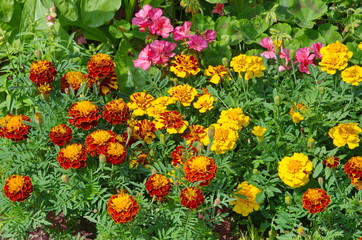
xmin=332 ymin=168 xmax=343 ymax=198
xmin=241 ymin=77 xmax=249 ymax=101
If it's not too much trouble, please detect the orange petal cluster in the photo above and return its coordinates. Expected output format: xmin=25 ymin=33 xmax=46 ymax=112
xmin=4 ymin=175 xmax=33 ymax=202
xmin=105 ymin=142 xmax=127 ymax=165
xmin=29 ymin=60 xmax=57 ymax=87
xmin=344 ymin=156 xmax=362 ymax=189
xmin=88 ymin=53 xmax=115 ymax=79
xmin=184 ymin=156 xmax=217 ymax=186
xmin=49 ymin=124 xmax=73 ymax=146
xmin=322 ymin=156 xmax=339 ymax=168
xmin=107 ymin=192 xmax=139 ymax=223
xmin=84 ymin=130 xmax=117 ymax=156
xmin=182 ymin=125 xmax=207 ymax=145
xmin=0 ymin=115 xmax=32 ymax=142
xmin=302 ymin=188 xmax=331 ymax=213
xmin=103 ymin=99 xmax=130 ymax=125
xmin=145 ymin=174 xmax=171 ymax=199
xmin=154 ymin=110 xmax=188 ymax=134
xmin=170 ymin=145 xmax=197 ymax=166
xmin=60 ymin=71 xmax=87 ymax=93
xmin=56 ymin=143 xmax=88 ymax=169
xmin=68 ymin=101 xmax=101 ymax=130
xmin=133 ymin=119 xmax=156 ymax=144
xmin=180 ymin=187 xmax=204 ymax=209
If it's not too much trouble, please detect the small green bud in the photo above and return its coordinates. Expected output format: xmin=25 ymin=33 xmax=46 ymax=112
xmin=222 ymin=58 xmax=229 ymax=67
xmin=284 ymin=196 xmax=292 ymax=205
xmin=318 ymin=86 xmax=325 ymax=95
xmin=274 ymin=95 xmax=281 ymax=106
xmin=34 ymin=50 xmax=42 ymax=59
xmin=252 ymin=169 xmax=259 ymax=175
xmin=99 ymin=154 xmax=107 ymax=164
xmin=159 ymin=133 xmax=166 ymax=145
xmin=61 ymin=174 xmax=69 ymax=184
xmin=307 ymin=138 xmax=315 ymax=151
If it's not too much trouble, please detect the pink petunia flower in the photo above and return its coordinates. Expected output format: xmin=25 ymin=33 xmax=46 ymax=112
xmin=212 ymin=4 xmax=225 ymax=16
xmin=279 ymin=48 xmax=292 ymax=71
xmin=260 ymin=37 xmax=276 ymax=59
xmin=295 ymin=47 xmax=315 ymax=74
xmin=132 ymin=4 xmax=163 ymax=29
xmin=203 ymin=29 xmax=216 ymax=43
xmin=149 ymin=16 xmax=174 ymax=38
xmin=311 ymin=42 xmax=324 ymax=59
xmin=173 ymin=21 xmax=192 ymax=41
xmin=187 ymin=35 xmax=208 ymax=51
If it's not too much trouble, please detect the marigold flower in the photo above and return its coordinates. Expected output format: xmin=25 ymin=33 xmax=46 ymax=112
xmin=104 ymin=142 xmax=127 ymax=165
xmin=130 ymin=151 xmax=150 ymax=168
xmin=328 ymin=123 xmax=362 ymax=149
xmin=29 ymin=60 xmax=57 ymax=86
xmin=278 ymin=153 xmax=313 ymax=188
xmin=49 ymin=124 xmax=73 ymax=146
xmin=98 ymin=72 xmax=119 ymax=95
xmin=170 ymin=55 xmax=200 ymax=78
xmin=182 ymin=125 xmax=207 ymax=145
xmin=193 ymin=94 xmax=214 ymax=113
xmin=0 ymin=115 xmax=32 ymax=142
xmin=154 ymin=110 xmax=188 ymax=134
xmin=289 ymin=102 xmax=308 ymax=124
xmin=37 ymin=83 xmax=52 ymax=95
xmin=251 ymin=126 xmax=266 ymax=137
xmin=4 ymin=175 xmax=33 ymax=202
xmin=60 ymin=71 xmax=87 ymax=93
xmin=146 ymin=96 xmax=175 ymax=118
xmin=359 ymin=42 xmax=362 ymax=51
xmin=302 ymin=188 xmax=331 ymax=213
xmin=103 ymin=99 xmax=130 ymax=125
xmin=217 ymin=107 xmax=250 ymax=131
xmin=341 ymin=65 xmax=362 ymax=86
xmin=323 ymin=156 xmax=339 ymax=168
xmin=180 ymin=187 xmax=204 ymax=209
xmin=319 ymin=41 xmax=353 ymax=75
xmin=184 ymin=156 xmax=217 ymax=186
xmin=56 ymin=143 xmax=88 ymax=170
xmin=107 ymin=192 xmax=139 ymax=223
xmin=202 ymin=123 xmax=239 ymax=154
xmin=344 ymin=156 xmax=362 ymax=189
xmin=88 ymin=53 xmax=115 ymax=79
xmin=68 ymin=101 xmax=101 ymax=130
xmin=230 ymin=54 xmax=265 ymax=80
xmin=168 ymin=84 xmax=198 ymax=107
xmin=133 ymin=119 xmax=156 ymax=144
xmin=204 ymin=65 xmax=231 ymax=84
xmin=85 ymin=130 xmax=117 ymax=156
xmin=230 ymin=181 xmax=262 ymax=216
xmin=145 ymin=174 xmax=171 ymax=199
xmin=171 ymin=145 xmax=198 ymax=166
xmin=128 ymin=92 xmax=154 ymax=116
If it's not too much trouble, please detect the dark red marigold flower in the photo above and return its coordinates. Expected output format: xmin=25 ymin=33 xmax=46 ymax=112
xmin=68 ymin=101 xmax=101 ymax=130
xmin=171 ymin=145 xmax=197 ymax=166
xmin=107 ymin=192 xmax=139 ymax=223
xmin=344 ymin=156 xmax=362 ymax=189
xmin=99 ymin=72 xmax=119 ymax=95
xmin=88 ymin=53 xmax=115 ymax=79
xmin=29 ymin=60 xmax=57 ymax=86
xmin=322 ymin=156 xmax=339 ymax=168
xmin=60 ymin=71 xmax=87 ymax=93
xmin=180 ymin=187 xmax=204 ymax=209
xmin=4 ymin=175 xmax=33 ymax=202
xmin=56 ymin=143 xmax=87 ymax=170
xmin=84 ymin=130 xmax=117 ymax=156
xmin=0 ymin=115 xmax=31 ymax=142
xmin=133 ymin=119 xmax=156 ymax=144
xmin=184 ymin=155 xmax=217 ymax=186
xmin=103 ymin=99 xmax=130 ymax=125
xmin=104 ymin=142 xmax=127 ymax=165
xmin=49 ymin=124 xmax=73 ymax=146
xmin=302 ymin=188 xmax=331 ymax=213
xmin=145 ymin=174 xmax=171 ymax=199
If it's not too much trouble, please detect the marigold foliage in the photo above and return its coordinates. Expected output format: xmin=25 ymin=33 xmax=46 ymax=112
xmin=4 ymin=175 xmax=33 ymax=202
xmin=302 ymin=188 xmax=331 ymax=213
xmin=328 ymin=123 xmax=361 ymax=149
xmin=230 ymin=181 xmax=262 ymax=216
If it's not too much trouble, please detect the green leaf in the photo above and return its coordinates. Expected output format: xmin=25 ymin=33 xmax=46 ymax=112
xmin=0 ymin=0 xmax=14 ymax=22
xmin=193 ymin=14 xmax=215 ymax=32
xmin=206 ymin=0 xmax=227 ymax=3
xmin=80 ymin=0 xmax=122 ymax=27
xmin=233 ymin=17 xmax=268 ymax=44
xmin=289 ymin=0 xmax=327 ymax=28
xmin=40 ymin=0 xmax=54 ymax=8
xmin=54 ymin=0 xmax=78 ymax=21
xmin=203 ymin=40 xmax=231 ymax=66
xmin=318 ymin=23 xmax=342 ymax=44
xmin=313 ymin=161 xmax=324 ymax=178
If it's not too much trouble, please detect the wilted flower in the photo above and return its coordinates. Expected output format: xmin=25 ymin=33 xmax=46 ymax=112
xmin=49 ymin=124 xmax=73 ymax=146
xmin=0 ymin=115 xmax=31 ymax=142
xmin=68 ymin=101 xmax=101 ymax=130
xmin=145 ymin=174 xmax=171 ymax=199
xmin=341 ymin=65 xmax=362 ymax=86
xmin=170 ymin=55 xmax=200 ymax=78
xmin=103 ymin=99 xmax=130 ymax=125
xmin=56 ymin=143 xmax=88 ymax=170
xmin=4 ymin=175 xmax=33 ymax=202
xmin=107 ymin=192 xmax=139 ymax=223
xmin=180 ymin=187 xmax=204 ymax=209
xmin=184 ymin=156 xmax=217 ymax=186
xmin=302 ymin=188 xmax=331 ymax=213
xmin=230 ymin=181 xmax=262 ymax=216
xmin=328 ymin=123 xmax=361 ymax=149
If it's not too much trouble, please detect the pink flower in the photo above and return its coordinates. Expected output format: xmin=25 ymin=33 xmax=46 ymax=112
xmin=134 ymin=45 xmax=153 ymax=70
xmin=173 ymin=21 xmax=192 ymax=41
xmin=149 ymin=40 xmax=177 ymax=64
xmin=187 ymin=35 xmax=208 ymax=51
xmin=295 ymin=47 xmax=315 ymax=74
xmin=132 ymin=4 xmax=163 ymax=29
xmin=212 ymin=4 xmax=225 ymax=16
xmin=311 ymin=42 xmax=324 ymax=59
xmin=260 ymin=37 xmax=276 ymax=59
xmin=279 ymin=48 xmax=291 ymax=71
xmin=149 ymin=16 xmax=174 ymax=38
xmin=203 ymin=30 xmax=216 ymax=43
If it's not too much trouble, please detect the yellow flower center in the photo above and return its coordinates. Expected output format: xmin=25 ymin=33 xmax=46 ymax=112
xmin=73 ymin=101 xmax=98 ymax=115
xmin=111 ymin=193 xmax=132 ymax=212
xmin=92 ymin=130 xmax=112 ymax=145
xmin=152 ymin=175 xmax=169 ymax=188
xmin=184 ymin=188 xmax=198 ymax=201
xmin=62 ymin=144 xmax=82 ymax=160
xmin=7 ymin=176 xmax=25 ymax=193
xmin=189 ymin=156 xmax=210 ymax=172
xmin=325 ymin=157 xmax=336 ymax=166
xmin=107 ymin=142 xmax=125 ymax=155
xmin=6 ymin=116 xmax=25 ymax=131
xmin=52 ymin=125 xmax=67 ymax=134
xmin=31 ymin=60 xmax=50 ymax=73
xmin=287 ymin=159 xmax=303 ymax=174
xmin=90 ymin=53 xmax=112 ymax=64
xmin=65 ymin=72 xmax=86 ymax=87
xmin=305 ymin=189 xmax=323 ymax=202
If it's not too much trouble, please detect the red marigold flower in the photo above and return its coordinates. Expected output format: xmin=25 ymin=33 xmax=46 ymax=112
xmin=56 ymin=143 xmax=88 ymax=170
xmin=103 ymin=99 xmax=130 ymax=125
xmin=182 ymin=125 xmax=207 ymax=145
xmin=171 ymin=145 xmax=197 ymax=166
xmin=344 ymin=156 xmax=362 ymax=189
xmin=180 ymin=187 xmax=204 ymax=209
xmin=85 ymin=130 xmax=117 ymax=156
xmin=302 ymin=188 xmax=331 ymax=213
xmin=133 ymin=119 xmax=156 ymax=144
xmin=88 ymin=53 xmax=115 ymax=79
xmin=184 ymin=155 xmax=217 ymax=186
xmin=107 ymin=192 xmax=139 ymax=223
xmin=49 ymin=124 xmax=72 ymax=146
xmin=145 ymin=174 xmax=171 ymax=199
xmin=154 ymin=110 xmax=188 ymax=134
xmin=4 ymin=175 xmax=33 ymax=202
xmin=0 ymin=115 xmax=31 ymax=142
xmin=29 ymin=60 xmax=57 ymax=86
xmin=60 ymin=71 xmax=87 ymax=93
xmin=68 ymin=101 xmax=101 ymax=130
xmin=104 ymin=142 xmax=127 ymax=165
xmin=322 ymin=156 xmax=339 ymax=168
xmin=99 ymin=72 xmax=119 ymax=95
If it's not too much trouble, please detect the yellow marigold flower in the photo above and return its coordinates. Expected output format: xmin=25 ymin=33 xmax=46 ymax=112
xmin=358 ymin=42 xmax=362 ymax=51
xmin=202 ymin=123 xmax=239 ymax=154
xmin=278 ymin=153 xmax=313 ymax=188
xmin=146 ymin=96 xmax=175 ymax=118
xmin=230 ymin=181 xmax=262 ymax=216
xmin=170 ymin=55 xmax=200 ymax=78
xmin=341 ymin=65 xmax=362 ymax=86
xmin=328 ymin=123 xmax=362 ymax=149
xmin=217 ymin=107 xmax=250 ymax=131
xmin=193 ymin=94 xmax=214 ymax=113
xmin=168 ymin=84 xmax=198 ymax=106
xmin=319 ymin=41 xmax=353 ymax=75
xmin=230 ymin=54 xmax=265 ymax=80
xmin=289 ymin=102 xmax=308 ymax=124
xmin=204 ymin=65 xmax=231 ymax=84
xmin=128 ymin=92 xmax=154 ymax=116
xmin=251 ymin=126 xmax=266 ymax=137
xmin=154 ymin=110 xmax=188 ymax=134
xmin=133 ymin=119 xmax=156 ymax=144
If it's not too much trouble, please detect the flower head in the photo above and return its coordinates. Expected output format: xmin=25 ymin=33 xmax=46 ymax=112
xmin=203 ymin=29 xmax=216 ymax=43
xmin=170 ymin=55 xmax=200 ymax=78
xmin=187 ymin=35 xmax=208 ymax=51
xmin=173 ymin=21 xmax=192 ymax=41
xmin=217 ymin=107 xmax=250 ymax=131
xmin=279 ymin=47 xmax=292 ymax=71
xmin=104 ymin=142 xmax=127 ymax=165
xmin=180 ymin=187 xmax=204 ymax=209
xmin=29 ymin=60 xmax=57 ymax=86
xmin=328 ymin=123 xmax=361 ymax=149
xmin=319 ymin=41 xmax=353 ymax=75
xmin=133 ymin=119 xmax=156 ymax=144
xmin=57 ymin=143 xmax=88 ymax=169
xmin=145 ymin=174 xmax=171 ymax=199
xmin=184 ymin=155 xmax=217 ymax=186
xmin=103 ymin=99 xmax=130 ymax=125
xmin=302 ymin=188 xmax=331 ymax=213
xmin=107 ymin=192 xmax=139 ymax=223
xmin=132 ymin=4 xmax=162 ymax=29
xmin=193 ymin=94 xmax=214 ymax=113
xmin=168 ymin=84 xmax=198 ymax=106
xmin=212 ymin=4 xmax=225 ymax=16
xmin=68 ymin=101 xmax=101 ymax=130
xmin=204 ymin=65 xmax=231 ymax=84
xmin=0 ymin=115 xmax=31 ymax=142
xmin=323 ymin=156 xmax=339 ymax=168
xmin=311 ymin=42 xmax=323 ymax=59
xmin=278 ymin=153 xmax=313 ymax=188
xmin=128 ymin=92 xmax=154 ymax=116
xmin=295 ymin=47 xmax=315 ymax=74
xmin=146 ymin=96 xmax=175 ymax=118
xmin=149 ymin=16 xmax=174 ymax=38
xmin=170 ymin=145 xmax=198 ymax=166
xmin=154 ymin=110 xmax=188 ymax=134
xmin=202 ymin=124 xmax=239 ymax=154
xmin=87 ymin=53 xmax=115 ymax=79
xmin=60 ymin=71 xmax=87 ymax=93
xmin=230 ymin=54 xmax=266 ymax=80
xmin=49 ymin=124 xmax=73 ymax=146
xmin=4 ymin=175 xmax=33 ymax=202
xmin=230 ymin=181 xmax=262 ymax=216
xmin=260 ymin=37 xmax=276 ymax=59
xmin=85 ymin=130 xmax=117 ymax=156
xmin=344 ymin=156 xmax=362 ymax=189
xmin=252 ymin=126 xmax=266 ymax=137
xmin=341 ymin=65 xmax=362 ymax=86
xmin=289 ymin=102 xmax=308 ymax=124
xmin=182 ymin=125 xmax=207 ymax=145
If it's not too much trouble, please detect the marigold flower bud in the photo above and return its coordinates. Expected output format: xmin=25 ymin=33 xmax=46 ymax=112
xmin=99 ymin=154 xmax=106 ymax=164
xmin=274 ymin=96 xmax=281 ymax=106
xmin=34 ymin=50 xmax=42 ymax=59
xmin=307 ymin=138 xmax=315 ymax=151
xmin=93 ymin=209 xmax=98 ymax=213
xmin=222 ymin=58 xmax=229 ymax=67
xmin=318 ymin=177 xmax=324 ymax=187
xmin=297 ymin=227 xmax=306 ymax=237
xmin=151 ymin=168 xmax=157 ymax=175
xmin=252 ymin=169 xmax=259 ymax=175
xmin=213 ymin=197 xmax=221 ymax=206
xmin=34 ymin=112 xmax=43 ymax=125
xmin=207 ymin=125 xmax=215 ymax=140
xmin=284 ymin=196 xmax=292 ymax=205
xmin=196 ymin=142 xmax=204 ymax=154
xmin=159 ymin=133 xmax=166 ymax=145
xmin=61 ymin=174 xmax=69 ymax=184
xmin=318 ymin=86 xmax=325 ymax=95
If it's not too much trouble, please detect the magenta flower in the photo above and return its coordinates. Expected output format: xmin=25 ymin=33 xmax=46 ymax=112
xmin=279 ymin=48 xmax=291 ymax=72
xmin=149 ymin=16 xmax=174 ymax=38
xmin=260 ymin=37 xmax=276 ymax=59
xmin=132 ymin=4 xmax=163 ymax=29
xmin=187 ymin=35 xmax=208 ymax=51
xmin=203 ymin=29 xmax=216 ymax=43
xmin=134 ymin=45 xmax=153 ymax=70
xmin=311 ymin=42 xmax=324 ymax=59
xmin=295 ymin=47 xmax=315 ymax=74
xmin=173 ymin=21 xmax=192 ymax=41
xmin=212 ymin=4 xmax=225 ymax=16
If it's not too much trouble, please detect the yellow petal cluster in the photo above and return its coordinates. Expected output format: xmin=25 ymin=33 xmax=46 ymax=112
xmin=168 ymin=84 xmax=198 ymax=107
xmin=341 ymin=65 xmax=362 ymax=86
xmin=319 ymin=41 xmax=353 ymax=75
xmin=128 ymin=92 xmax=154 ymax=116
xmin=230 ymin=181 xmax=262 ymax=216
xmin=193 ymin=94 xmax=214 ymax=113
xmin=217 ymin=107 xmax=250 ymax=131
xmin=202 ymin=123 xmax=238 ymax=154
xmin=230 ymin=54 xmax=265 ymax=80
xmin=289 ymin=102 xmax=308 ymax=124
xmin=204 ymin=65 xmax=231 ymax=84
xmin=328 ymin=123 xmax=362 ymax=149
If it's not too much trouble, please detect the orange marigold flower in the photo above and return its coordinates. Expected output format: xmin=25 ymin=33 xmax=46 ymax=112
xmin=37 ymin=83 xmax=52 ymax=95
xmin=68 ymin=101 xmax=101 ymax=130
xmin=168 ymin=84 xmax=198 ymax=106
xmin=29 ymin=60 xmax=57 ymax=86
xmin=133 ymin=119 xmax=156 ymax=144
xmin=170 ymin=54 xmax=200 ymax=78
xmin=146 ymin=96 xmax=175 ymax=118
xmin=184 ymin=155 xmax=217 ymax=186
xmin=57 ymin=143 xmax=87 ymax=170
xmin=85 ymin=130 xmax=116 ymax=156
xmin=204 ymin=65 xmax=231 ymax=84
xmin=107 ymin=192 xmax=139 ymax=223
xmin=344 ymin=156 xmax=362 ymax=189
xmin=128 ymin=92 xmax=154 ymax=116
xmin=323 ymin=156 xmax=339 ymax=168
xmin=145 ymin=174 xmax=171 ymax=199
xmin=180 ymin=187 xmax=204 ymax=209
xmin=154 ymin=110 xmax=188 ymax=134
xmin=182 ymin=125 xmax=207 ymax=145
xmin=4 ymin=175 xmax=33 ymax=202
xmin=171 ymin=145 xmax=198 ymax=166
xmin=105 ymin=142 xmax=127 ymax=165
xmin=49 ymin=124 xmax=73 ymax=146
xmin=103 ymin=99 xmax=130 ymax=125
xmin=88 ymin=53 xmax=115 ymax=79
xmin=0 ymin=115 xmax=31 ymax=142
xmin=61 ymin=71 xmax=87 ymax=93
xmin=302 ymin=188 xmax=331 ymax=213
